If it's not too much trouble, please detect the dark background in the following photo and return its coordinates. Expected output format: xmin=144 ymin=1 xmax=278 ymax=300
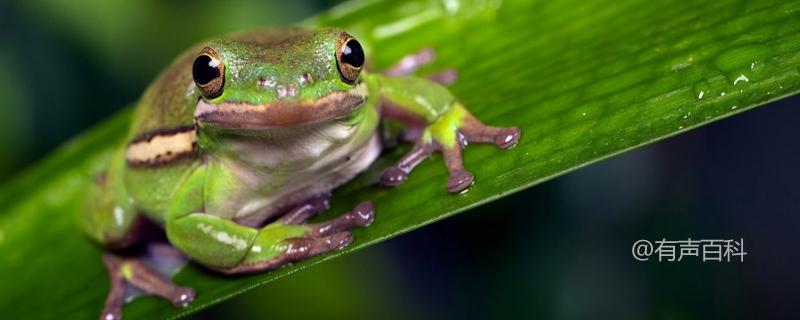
xmin=1 ymin=0 xmax=798 ymax=319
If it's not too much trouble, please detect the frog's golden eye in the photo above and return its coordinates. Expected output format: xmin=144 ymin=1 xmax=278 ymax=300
xmin=335 ymin=33 xmax=364 ymax=84
xmin=193 ymin=47 xmax=225 ymax=99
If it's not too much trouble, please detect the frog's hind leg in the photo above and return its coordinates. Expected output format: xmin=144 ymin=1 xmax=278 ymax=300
xmin=101 ymin=245 xmax=195 ymax=320
xmin=83 ymin=151 xmax=195 ymax=320
xmin=384 ymin=47 xmax=458 ymax=85
xmin=80 ymin=166 xmax=141 ymax=248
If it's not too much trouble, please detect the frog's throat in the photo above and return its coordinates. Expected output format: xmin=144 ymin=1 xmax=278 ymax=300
xmin=195 ymin=82 xmax=367 ymax=129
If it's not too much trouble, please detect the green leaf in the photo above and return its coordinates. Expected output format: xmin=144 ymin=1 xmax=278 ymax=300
xmin=1 ymin=0 xmax=799 ymax=318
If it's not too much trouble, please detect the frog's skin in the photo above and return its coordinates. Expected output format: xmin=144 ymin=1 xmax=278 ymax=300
xmin=80 ymin=27 xmax=519 ymax=320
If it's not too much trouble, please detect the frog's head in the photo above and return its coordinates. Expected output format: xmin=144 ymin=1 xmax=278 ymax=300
xmin=192 ymin=28 xmax=367 ymax=130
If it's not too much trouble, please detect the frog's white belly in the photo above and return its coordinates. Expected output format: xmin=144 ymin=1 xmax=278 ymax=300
xmin=203 ymin=120 xmax=380 ymax=227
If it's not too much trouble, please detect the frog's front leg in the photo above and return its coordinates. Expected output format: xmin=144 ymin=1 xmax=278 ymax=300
xmin=223 ymin=201 xmax=375 ymax=274
xmin=372 ymin=74 xmax=520 ymax=193
xmin=165 ymin=166 xmax=374 ymax=275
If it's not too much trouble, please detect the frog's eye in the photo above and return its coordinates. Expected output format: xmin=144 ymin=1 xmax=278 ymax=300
xmin=335 ymin=33 xmax=364 ymax=84
xmin=193 ymin=47 xmax=225 ymax=99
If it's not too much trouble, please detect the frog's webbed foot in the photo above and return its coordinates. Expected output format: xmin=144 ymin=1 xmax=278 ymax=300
xmin=381 ymin=109 xmax=520 ymax=193
xmin=219 ymin=202 xmax=374 ymax=275
xmin=385 ymin=47 xmax=458 ymax=85
xmin=100 ymin=245 xmax=195 ymax=320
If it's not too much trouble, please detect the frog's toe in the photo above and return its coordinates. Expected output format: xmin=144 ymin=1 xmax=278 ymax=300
xmin=307 ymin=201 xmax=375 ymax=237
xmin=286 ymin=232 xmax=353 ymax=259
xmin=447 ymin=170 xmax=475 ymax=193
xmin=427 ymin=68 xmax=458 ymax=85
xmin=460 ymin=115 xmax=522 ymax=149
xmin=100 ymin=306 xmax=121 ymax=320
xmin=278 ymin=193 xmax=331 ymax=224
xmin=381 ymin=142 xmax=437 ymax=188
xmin=385 ymin=47 xmax=436 ymax=76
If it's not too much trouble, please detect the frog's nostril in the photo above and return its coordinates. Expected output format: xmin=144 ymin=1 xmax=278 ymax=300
xmin=258 ymin=77 xmax=276 ymax=89
xmin=299 ymin=73 xmax=313 ymax=86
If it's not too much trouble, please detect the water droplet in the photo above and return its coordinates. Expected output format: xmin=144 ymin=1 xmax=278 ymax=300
xmin=731 ymin=106 xmax=738 ymax=110
xmin=733 ymin=74 xmax=749 ymax=85
xmin=750 ymin=60 xmax=763 ymax=73
xmin=693 ymin=81 xmax=711 ymax=101
xmin=581 ymin=112 xmax=587 ymax=116
xmin=671 ymin=55 xmax=695 ymax=71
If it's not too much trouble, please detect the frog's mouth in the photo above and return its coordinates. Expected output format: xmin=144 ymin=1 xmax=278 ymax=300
xmin=195 ymin=82 xmax=367 ymax=129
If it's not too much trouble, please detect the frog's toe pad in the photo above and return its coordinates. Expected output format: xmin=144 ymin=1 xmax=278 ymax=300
xmin=171 ymin=287 xmax=196 ymax=308
xmin=447 ymin=170 xmax=475 ymax=193
xmin=101 ymin=307 xmax=121 ymax=320
xmin=352 ymin=202 xmax=375 ymax=227
xmin=380 ymin=166 xmax=408 ymax=187
xmin=494 ymin=127 xmax=521 ymax=149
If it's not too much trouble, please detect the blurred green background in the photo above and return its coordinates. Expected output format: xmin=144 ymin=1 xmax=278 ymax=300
xmin=1 ymin=0 xmax=798 ymax=319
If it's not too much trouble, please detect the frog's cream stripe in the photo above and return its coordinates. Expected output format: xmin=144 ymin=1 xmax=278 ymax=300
xmin=195 ymin=82 xmax=368 ymax=129
xmin=125 ymin=126 xmax=198 ymax=167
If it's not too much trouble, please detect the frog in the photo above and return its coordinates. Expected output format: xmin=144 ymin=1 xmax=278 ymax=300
xmin=80 ymin=27 xmax=520 ymax=320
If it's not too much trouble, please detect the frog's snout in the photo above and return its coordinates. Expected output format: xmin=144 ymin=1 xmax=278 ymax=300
xmin=256 ymin=72 xmax=315 ymax=99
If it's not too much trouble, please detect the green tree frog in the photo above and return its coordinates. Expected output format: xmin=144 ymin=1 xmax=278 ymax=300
xmin=81 ymin=27 xmax=519 ymax=319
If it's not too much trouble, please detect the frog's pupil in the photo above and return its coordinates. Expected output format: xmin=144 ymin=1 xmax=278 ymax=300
xmin=193 ymin=55 xmax=219 ymax=85
xmin=342 ymin=40 xmax=364 ymax=68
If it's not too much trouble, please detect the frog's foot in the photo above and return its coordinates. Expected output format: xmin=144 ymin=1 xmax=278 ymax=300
xmin=381 ymin=110 xmax=520 ymax=193
xmin=385 ymin=47 xmax=458 ymax=85
xmin=100 ymin=247 xmax=195 ymax=320
xmin=220 ymin=202 xmax=375 ymax=275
